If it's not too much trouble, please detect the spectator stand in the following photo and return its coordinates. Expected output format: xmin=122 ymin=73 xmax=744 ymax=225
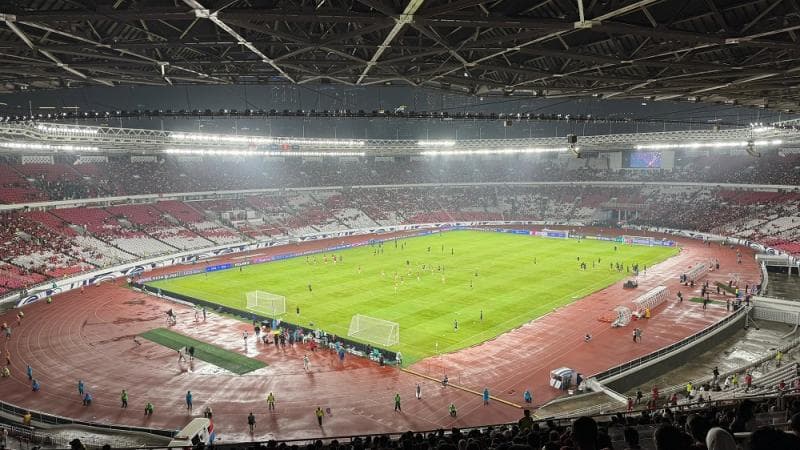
xmin=629 ymin=336 xmax=800 ymax=412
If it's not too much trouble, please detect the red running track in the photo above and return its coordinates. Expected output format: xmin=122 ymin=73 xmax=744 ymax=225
xmin=0 ymin=231 xmax=760 ymax=443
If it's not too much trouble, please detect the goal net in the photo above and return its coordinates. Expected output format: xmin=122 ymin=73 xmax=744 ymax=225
xmin=612 ymin=306 xmax=632 ymax=328
xmin=347 ymin=314 xmax=400 ymax=347
xmin=245 ymin=291 xmax=286 ymax=317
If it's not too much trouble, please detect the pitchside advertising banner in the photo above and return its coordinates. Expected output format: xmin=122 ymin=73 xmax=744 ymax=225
xmin=10 ymin=222 xmax=680 ymax=307
xmin=463 ymin=226 xmax=675 ymax=246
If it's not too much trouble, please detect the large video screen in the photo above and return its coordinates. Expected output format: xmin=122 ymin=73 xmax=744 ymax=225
xmin=625 ymin=151 xmax=662 ymax=169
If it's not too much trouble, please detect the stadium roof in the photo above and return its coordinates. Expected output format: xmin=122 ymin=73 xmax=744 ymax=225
xmin=0 ymin=1 xmax=799 ymax=111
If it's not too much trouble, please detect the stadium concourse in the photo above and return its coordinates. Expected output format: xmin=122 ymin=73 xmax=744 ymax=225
xmin=0 ymin=227 xmax=758 ymax=442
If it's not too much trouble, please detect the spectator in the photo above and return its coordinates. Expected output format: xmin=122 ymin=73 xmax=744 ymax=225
xmin=687 ymin=414 xmax=711 ymax=448
xmin=705 ymin=427 xmax=736 ymax=450
xmin=790 ymin=412 xmax=800 ymax=437
xmin=571 ymin=416 xmax=598 ymax=450
xmin=749 ymin=427 xmax=800 ymax=450
xmin=623 ymin=427 xmax=641 ymax=450
xmin=518 ymin=409 xmax=533 ymax=432
xmin=730 ymin=399 xmax=756 ymax=433
xmin=654 ymin=424 xmax=686 ymax=450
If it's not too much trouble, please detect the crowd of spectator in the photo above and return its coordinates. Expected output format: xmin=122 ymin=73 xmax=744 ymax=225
xmin=1 ymin=156 xmax=799 ymax=297
xmin=1 ymin=151 xmax=799 ymax=204
xmin=207 ymin=394 xmax=800 ymax=450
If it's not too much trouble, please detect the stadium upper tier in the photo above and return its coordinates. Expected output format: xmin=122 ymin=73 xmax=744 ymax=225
xmin=0 ymin=181 xmax=798 ymax=297
xmin=0 ymin=149 xmax=799 ymax=203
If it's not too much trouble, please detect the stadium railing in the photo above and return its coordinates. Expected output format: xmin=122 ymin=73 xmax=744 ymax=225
xmin=27 ymin=392 xmax=793 ymax=450
xmin=0 ymin=400 xmax=175 ymax=437
xmin=642 ymin=337 xmax=800 ymax=404
xmin=1 ymin=328 xmax=795 ymax=450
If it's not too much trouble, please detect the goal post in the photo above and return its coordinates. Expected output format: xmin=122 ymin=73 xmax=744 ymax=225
xmin=347 ymin=314 xmax=400 ymax=347
xmin=612 ymin=306 xmax=632 ymax=328
xmin=245 ymin=291 xmax=286 ymax=317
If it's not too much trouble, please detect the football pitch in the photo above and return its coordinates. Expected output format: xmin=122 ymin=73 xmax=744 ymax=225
xmin=146 ymin=230 xmax=679 ymax=364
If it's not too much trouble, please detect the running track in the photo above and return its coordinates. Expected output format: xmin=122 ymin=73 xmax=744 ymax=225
xmin=0 ymin=229 xmax=759 ymax=442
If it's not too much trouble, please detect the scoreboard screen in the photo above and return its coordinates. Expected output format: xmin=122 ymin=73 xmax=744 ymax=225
xmin=625 ymin=151 xmax=662 ymax=169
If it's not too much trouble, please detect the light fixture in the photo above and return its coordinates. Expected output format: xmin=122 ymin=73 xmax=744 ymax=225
xmin=749 ymin=123 xmax=773 ymax=133
xmin=169 ymin=132 xmax=366 ymax=147
xmin=416 ymin=140 xmax=456 ymax=147
xmin=35 ymin=124 xmax=99 ymax=135
xmin=635 ymin=140 xmax=782 ymax=150
xmin=279 ymin=138 xmax=365 ymax=147
xmin=163 ymin=148 xmax=365 ymax=157
xmin=0 ymin=142 xmax=98 ymax=152
xmin=170 ymin=132 xmax=274 ymax=145
xmin=420 ymin=147 xmax=569 ymax=156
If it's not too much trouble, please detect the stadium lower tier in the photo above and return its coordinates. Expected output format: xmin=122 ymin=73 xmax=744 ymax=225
xmin=0 ymin=182 xmax=796 ymax=297
xmin=0 ymin=228 xmax=761 ymax=442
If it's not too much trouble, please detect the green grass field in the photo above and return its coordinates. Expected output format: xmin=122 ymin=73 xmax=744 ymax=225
xmin=140 ymin=328 xmax=266 ymax=374
xmin=147 ymin=230 xmax=678 ymax=364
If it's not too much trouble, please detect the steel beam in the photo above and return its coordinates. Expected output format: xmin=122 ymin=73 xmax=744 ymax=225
xmin=355 ymin=0 xmax=426 ymax=84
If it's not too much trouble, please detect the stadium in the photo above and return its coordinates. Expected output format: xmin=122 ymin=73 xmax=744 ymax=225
xmin=2 ymin=1 xmax=800 ymax=449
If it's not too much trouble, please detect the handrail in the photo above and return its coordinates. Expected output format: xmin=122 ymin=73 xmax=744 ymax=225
xmin=0 ymin=401 xmax=175 ymax=438
xmin=1 ymin=381 xmax=795 ymax=449
xmin=594 ymin=306 xmax=748 ymax=381
xmin=649 ymin=337 xmax=800 ymax=401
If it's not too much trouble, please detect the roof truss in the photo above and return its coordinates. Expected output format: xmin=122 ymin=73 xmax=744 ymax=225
xmin=0 ymin=0 xmax=798 ymax=111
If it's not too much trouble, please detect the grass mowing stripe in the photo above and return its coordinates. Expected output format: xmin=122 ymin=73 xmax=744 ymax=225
xmin=140 ymin=328 xmax=266 ymax=375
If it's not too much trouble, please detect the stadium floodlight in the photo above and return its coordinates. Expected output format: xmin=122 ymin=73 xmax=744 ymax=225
xmin=170 ymin=132 xmax=366 ymax=147
xmin=421 ymin=147 xmax=569 ymax=156
xmin=0 ymin=142 xmax=98 ymax=152
xmin=263 ymin=150 xmax=365 ymax=157
xmin=279 ymin=138 xmax=365 ymax=147
xmin=749 ymin=123 xmax=773 ymax=133
xmin=164 ymin=148 xmax=365 ymax=157
xmin=347 ymin=314 xmax=400 ymax=347
xmin=635 ymin=140 xmax=782 ymax=150
xmin=170 ymin=132 xmax=274 ymax=145
xmin=35 ymin=124 xmax=99 ymax=135
xmin=416 ymin=140 xmax=456 ymax=147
